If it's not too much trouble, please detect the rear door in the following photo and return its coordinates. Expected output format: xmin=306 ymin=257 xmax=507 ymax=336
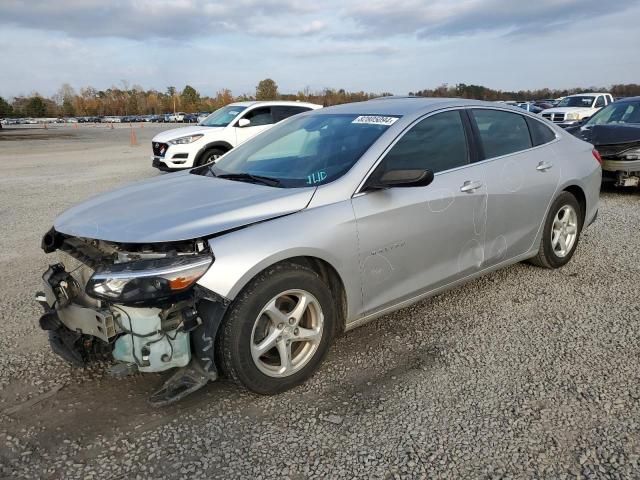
xmin=469 ymin=108 xmax=561 ymax=268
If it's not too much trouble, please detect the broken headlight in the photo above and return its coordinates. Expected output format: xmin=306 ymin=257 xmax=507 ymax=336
xmin=86 ymin=254 xmax=213 ymax=304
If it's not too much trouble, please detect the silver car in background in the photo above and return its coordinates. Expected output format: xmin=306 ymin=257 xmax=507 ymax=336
xmin=37 ymin=98 xmax=601 ymax=405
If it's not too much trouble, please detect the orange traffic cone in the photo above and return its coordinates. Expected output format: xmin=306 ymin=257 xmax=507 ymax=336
xmin=130 ymin=127 xmax=137 ymax=146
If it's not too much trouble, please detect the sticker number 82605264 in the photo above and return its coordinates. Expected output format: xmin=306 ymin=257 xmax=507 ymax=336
xmin=351 ymin=116 xmax=399 ymax=126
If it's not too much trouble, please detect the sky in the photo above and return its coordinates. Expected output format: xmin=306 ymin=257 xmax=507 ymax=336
xmin=1 ymin=0 xmax=640 ymax=99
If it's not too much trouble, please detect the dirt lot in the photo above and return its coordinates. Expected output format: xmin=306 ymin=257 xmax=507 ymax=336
xmin=1 ymin=124 xmax=639 ymax=479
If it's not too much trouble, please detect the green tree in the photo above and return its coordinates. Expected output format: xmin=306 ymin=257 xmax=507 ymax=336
xmin=25 ymin=96 xmax=47 ymax=117
xmin=181 ymin=85 xmax=200 ymax=112
xmin=0 ymin=96 xmax=13 ymax=117
xmin=255 ymin=78 xmax=278 ymax=100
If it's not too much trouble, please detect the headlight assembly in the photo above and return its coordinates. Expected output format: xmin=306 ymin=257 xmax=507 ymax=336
xmin=86 ymin=254 xmax=213 ymax=304
xmin=168 ymin=134 xmax=204 ymax=145
xmin=565 ymin=113 xmax=580 ymax=121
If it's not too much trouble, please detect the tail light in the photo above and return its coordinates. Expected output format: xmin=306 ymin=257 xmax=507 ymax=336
xmin=592 ymin=148 xmax=602 ymax=165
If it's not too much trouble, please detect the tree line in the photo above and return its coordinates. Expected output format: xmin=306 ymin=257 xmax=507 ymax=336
xmin=410 ymin=83 xmax=640 ymax=101
xmin=2 ymin=79 xmax=639 ymax=118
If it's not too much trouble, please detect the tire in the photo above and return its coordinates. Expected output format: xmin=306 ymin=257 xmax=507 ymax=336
xmin=218 ymin=262 xmax=337 ymax=394
xmin=529 ymin=191 xmax=583 ymax=269
xmin=195 ymin=147 xmax=225 ymax=167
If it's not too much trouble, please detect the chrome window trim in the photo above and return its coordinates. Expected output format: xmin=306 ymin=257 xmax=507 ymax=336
xmin=353 ymin=106 xmax=561 ymax=197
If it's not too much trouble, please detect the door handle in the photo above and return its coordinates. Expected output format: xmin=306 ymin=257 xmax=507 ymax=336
xmin=460 ymin=180 xmax=483 ymax=193
xmin=536 ymin=161 xmax=553 ymax=172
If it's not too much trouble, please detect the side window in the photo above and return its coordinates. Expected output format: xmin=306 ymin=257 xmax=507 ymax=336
xmin=272 ymin=106 xmax=311 ymax=122
xmin=471 ymin=109 xmax=532 ymax=158
xmin=594 ymin=96 xmax=605 ymax=108
xmin=525 ymin=117 xmax=556 ymax=146
xmin=381 ymin=110 xmax=469 ymax=174
xmin=241 ymin=107 xmax=273 ymax=126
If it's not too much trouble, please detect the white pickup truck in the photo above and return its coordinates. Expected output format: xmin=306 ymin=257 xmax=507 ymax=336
xmin=541 ymin=92 xmax=614 ymax=128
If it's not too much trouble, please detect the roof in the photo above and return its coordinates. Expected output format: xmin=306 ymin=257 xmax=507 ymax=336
xmin=319 ymin=97 xmax=505 ymax=117
xmin=566 ymin=92 xmax=611 ymax=97
xmin=614 ymin=96 xmax=640 ymax=102
xmin=229 ymin=100 xmax=321 ymax=108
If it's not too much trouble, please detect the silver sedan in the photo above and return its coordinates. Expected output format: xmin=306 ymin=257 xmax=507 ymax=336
xmin=38 ymin=98 xmax=601 ymax=404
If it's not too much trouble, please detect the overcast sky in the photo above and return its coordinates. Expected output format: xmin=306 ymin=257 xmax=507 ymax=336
xmin=1 ymin=0 xmax=639 ymax=98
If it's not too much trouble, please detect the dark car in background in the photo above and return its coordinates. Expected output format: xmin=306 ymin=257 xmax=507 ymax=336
xmin=183 ymin=113 xmax=198 ymax=123
xmin=567 ymin=97 xmax=640 ymax=187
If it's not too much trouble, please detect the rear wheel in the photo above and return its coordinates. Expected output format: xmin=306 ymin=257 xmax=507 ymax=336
xmin=529 ymin=191 xmax=582 ymax=269
xmin=218 ymin=262 xmax=336 ymax=394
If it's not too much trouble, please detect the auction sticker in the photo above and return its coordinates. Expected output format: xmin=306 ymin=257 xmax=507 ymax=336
xmin=352 ymin=115 xmax=399 ymax=126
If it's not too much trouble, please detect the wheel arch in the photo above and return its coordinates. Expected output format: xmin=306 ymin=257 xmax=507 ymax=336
xmin=284 ymin=256 xmax=348 ymax=334
xmin=195 ymin=141 xmax=233 ymax=164
xmin=222 ymin=253 xmax=350 ymax=332
xmin=561 ymin=184 xmax=587 ymax=226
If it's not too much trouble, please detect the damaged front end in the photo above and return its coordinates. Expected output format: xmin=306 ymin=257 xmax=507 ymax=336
xmin=597 ymin=141 xmax=640 ymax=187
xmin=36 ymin=228 xmax=228 ymax=406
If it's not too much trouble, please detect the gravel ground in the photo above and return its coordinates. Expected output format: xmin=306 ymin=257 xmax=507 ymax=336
xmin=1 ymin=125 xmax=639 ymax=479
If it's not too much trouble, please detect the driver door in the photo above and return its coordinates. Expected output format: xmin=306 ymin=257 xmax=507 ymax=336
xmin=351 ymin=110 xmax=488 ymax=315
xmin=234 ymin=107 xmax=274 ymax=145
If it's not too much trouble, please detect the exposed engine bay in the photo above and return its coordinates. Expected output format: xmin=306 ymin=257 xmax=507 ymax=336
xmin=36 ymin=228 xmax=227 ymax=405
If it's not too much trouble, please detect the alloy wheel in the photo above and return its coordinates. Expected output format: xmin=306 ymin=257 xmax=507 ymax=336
xmin=551 ymin=205 xmax=578 ymax=258
xmin=250 ymin=289 xmax=324 ymax=378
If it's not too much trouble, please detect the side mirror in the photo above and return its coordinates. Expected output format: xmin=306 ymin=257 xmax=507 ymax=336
xmin=365 ymin=169 xmax=434 ymax=190
xmin=237 ymin=118 xmax=251 ymax=128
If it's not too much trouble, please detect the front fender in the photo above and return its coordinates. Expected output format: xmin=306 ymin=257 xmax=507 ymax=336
xmin=196 ymin=200 xmax=362 ymax=322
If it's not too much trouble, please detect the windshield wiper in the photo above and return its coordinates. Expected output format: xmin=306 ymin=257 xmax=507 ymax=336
xmin=216 ymin=172 xmax=281 ymax=187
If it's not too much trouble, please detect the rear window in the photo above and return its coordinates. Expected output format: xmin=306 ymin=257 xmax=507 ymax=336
xmin=272 ymin=106 xmax=311 ymax=122
xmin=526 ymin=117 xmax=556 ymax=146
xmin=471 ymin=109 xmax=532 ymax=159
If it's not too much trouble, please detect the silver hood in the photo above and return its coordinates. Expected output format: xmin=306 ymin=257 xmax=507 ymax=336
xmin=54 ymin=172 xmax=316 ymax=243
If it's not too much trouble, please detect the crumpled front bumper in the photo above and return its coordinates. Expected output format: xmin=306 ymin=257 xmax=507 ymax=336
xmin=36 ymin=263 xmax=191 ymax=373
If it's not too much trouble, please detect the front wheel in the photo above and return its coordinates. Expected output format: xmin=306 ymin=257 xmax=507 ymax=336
xmin=529 ymin=191 xmax=582 ymax=269
xmin=195 ymin=147 xmax=225 ymax=167
xmin=218 ymin=263 xmax=336 ymax=394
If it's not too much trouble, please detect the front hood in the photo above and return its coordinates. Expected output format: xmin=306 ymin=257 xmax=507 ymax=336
xmin=152 ymin=125 xmax=223 ymax=142
xmin=54 ymin=172 xmax=316 ymax=243
xmin=543 ymin=107 xmax=592 ymax=114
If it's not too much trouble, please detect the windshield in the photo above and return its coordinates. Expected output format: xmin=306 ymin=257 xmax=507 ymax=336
xmin=557 ymin=96 xmax=595 ymax=108
xmin=197 ymin=113 xmax=398 ymax=188
xmin=585 ymin=101 xmax=640 ymax=127
xmin=199 ymin=105 xmax=247 ymax=127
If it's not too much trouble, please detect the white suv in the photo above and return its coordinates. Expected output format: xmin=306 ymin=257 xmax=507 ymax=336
xmin=541 ymin=92 xmax=614 ymax=128
xmin=151 ymin=101 xmax=322 ymax=170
